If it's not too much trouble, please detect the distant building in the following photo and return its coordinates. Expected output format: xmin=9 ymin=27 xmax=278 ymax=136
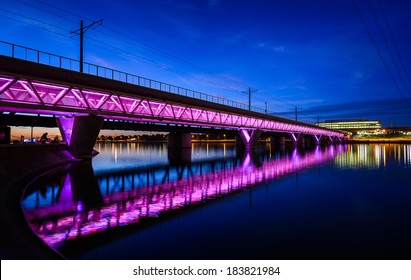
xmin=315 ymin=119 xmax=382 ymax=131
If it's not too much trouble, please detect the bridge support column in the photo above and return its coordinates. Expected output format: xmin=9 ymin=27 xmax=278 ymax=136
xmin=290 ymin=133 xmax=301 ymax=146
xmin=270 ymin=136 xmax=275 ymax=146
xmin=167 ymin=132 xmax=192 ymax=165
xmin=57 ymin=115 xmax=104 ymax=159
xmin=300 ymin=135 xmax=306 ymax=147
xmin=167 ymin=132 xmax=191 ymax=149
xmin=238 ymin=129 xmax=262 ymax=150
xmin=291 ymin=133 xmax=312 ymax=147
xmin=313 ymin=135 xmax=322 ymax=145
xmin=236 ymin=135 xmax=244 ymax=148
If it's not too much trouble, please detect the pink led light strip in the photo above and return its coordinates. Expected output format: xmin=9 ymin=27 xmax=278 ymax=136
xmin=0 ymin=75 xmax=343 ymax=137
xmin=24 ymin=146 xmax=342 ymax=248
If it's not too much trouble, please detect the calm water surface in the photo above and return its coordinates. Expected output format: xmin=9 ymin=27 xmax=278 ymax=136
xmin=22 ymin=143 xmax=411 ymax=259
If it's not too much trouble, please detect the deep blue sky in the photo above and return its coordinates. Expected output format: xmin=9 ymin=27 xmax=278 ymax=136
xmin=1 ymin=0 xmax=411 ymax=126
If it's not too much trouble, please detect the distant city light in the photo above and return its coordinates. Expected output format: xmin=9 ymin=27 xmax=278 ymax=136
xmin=316 ymin=119 xmax=382 ymax=130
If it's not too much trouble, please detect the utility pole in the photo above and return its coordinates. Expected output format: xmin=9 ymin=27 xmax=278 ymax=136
xmin=295 ymin=106 xmax=297 ymax=121
xmin=317 ymin=115 xmax=320 ymax=124
xmin=294 ymin=106 xmax=302 ymax=121
xmin=265 ymin=102 xmax=267 ymax=113
xmin=80 ymin=20 xmax=84 ymax=72
xmin=71 ymin=19 xmax=103 ymax=72
xmin=249 ymin=88 xmax=251 ymax=111
xmin=242 ymin=87 xmax=258 ymax=111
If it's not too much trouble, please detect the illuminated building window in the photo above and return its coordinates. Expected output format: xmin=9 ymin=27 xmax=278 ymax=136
xmin=315 ymin=119 xmax=382 ymax=130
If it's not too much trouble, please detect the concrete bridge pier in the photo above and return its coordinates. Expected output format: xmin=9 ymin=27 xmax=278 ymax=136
xmin=235 ymin=135 xmax=244 ymax=148
xmin=57 ymin=115 xmax=104 ymax=159
xmin=167 ymin=132 xmax=192 ymax=165
xmin=325 ymin=136 xmax=342 ymax=144
xmin=303 ymin=135 xmax=317 ymax=147
xmin=290 ymin=132 xmax=305 ymax=147
xmin=313 ymin=135 xmax=323 ymax=145
xmin=300 ymin=135 xmax=306 ymax=147
xmin=290 ymin=132 xmax=298 ymax=146
xmin=167 ymin=132 xmax=191 ymax=149
xmin=238 ymin=129 xmax=262 ymax=150
xmin=328 ymin=136 xmax=335 ymax=144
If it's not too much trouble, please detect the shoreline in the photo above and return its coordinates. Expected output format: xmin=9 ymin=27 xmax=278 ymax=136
xmin=344 ymin=139 xmax=411 ymax=144
xmin=95 ymin=139 xmax=237 ymax=143
xmin=0 ymin=144 xmax=77 ymax=259
xmin=95 ymin=139 xmax=411 ymax=144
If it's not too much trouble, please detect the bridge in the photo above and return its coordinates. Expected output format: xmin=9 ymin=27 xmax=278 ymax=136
xmin=0 ymin=41 xmax=344 ymax=158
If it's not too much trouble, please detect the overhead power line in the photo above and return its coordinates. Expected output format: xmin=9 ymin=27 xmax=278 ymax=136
xmin=15 ymin=0 xmax=78 ymax=24
xmin=1 ymin=5 xmax=248 ymax=95
xmin=378 ymin=0 xmax=411 ymax=89
xmin=0 ymin=12 xmax=69 ymax=37
xmin=0 ymin=8 xmax=71 ymax=32
xmin=27 ymin=0 xmax=249 ymax=93
xmin=82 ymin=36 xmax=248 ymax=93
xmin=8 ymin=0 xmax=316 ymax=114
xmin=33 ymin=0 xmax=91 ymax=22
xmin=366 ymin=0 xmax=411 ymax=96
xmin=99 ymin=24 xmax=247 ymax=88
xmin=351 ymin=0 xmax=411 ymax=105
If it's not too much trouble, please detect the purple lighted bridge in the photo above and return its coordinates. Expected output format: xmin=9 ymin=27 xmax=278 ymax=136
xmin=0 ymin=74 xmax=342 ymax=136
xmin=0 ymin=41 xmax=344 ymax=154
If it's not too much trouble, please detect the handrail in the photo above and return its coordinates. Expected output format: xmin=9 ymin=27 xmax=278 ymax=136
xmin=0 ymin=40 xmax=272 ymax=115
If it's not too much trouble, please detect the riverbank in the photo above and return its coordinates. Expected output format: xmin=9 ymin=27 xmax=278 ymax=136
xmin=96 ymin=139 xmax=237 ymax=143
xmin=346 ymin=138 xmax=411 ymax=144
xmin=96 ymin=138 xmax=411 ymax=145
xmin=0 ymin=143 xmax=77 ymax=259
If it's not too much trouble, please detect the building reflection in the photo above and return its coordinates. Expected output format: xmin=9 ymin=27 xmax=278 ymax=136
xmin=334 ymin=144 xmax=411 ymax=169
xmin=22 ymin=145 xmax=344 ymax=248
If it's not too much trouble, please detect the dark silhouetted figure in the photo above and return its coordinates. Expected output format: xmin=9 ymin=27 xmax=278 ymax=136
xmin=40 ymin=132 xmax=48 ymax=143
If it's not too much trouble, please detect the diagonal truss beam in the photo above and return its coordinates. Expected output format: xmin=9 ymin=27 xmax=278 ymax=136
xmin=0 ymin=75 xmax=344 ymax=138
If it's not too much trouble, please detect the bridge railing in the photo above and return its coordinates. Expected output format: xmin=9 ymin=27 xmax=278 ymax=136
xmin=0 ymin=40 xmax=268 ymax=114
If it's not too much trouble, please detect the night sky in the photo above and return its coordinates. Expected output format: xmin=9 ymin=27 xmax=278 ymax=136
xmin=1 ymin=0 xmax=411 ymax=126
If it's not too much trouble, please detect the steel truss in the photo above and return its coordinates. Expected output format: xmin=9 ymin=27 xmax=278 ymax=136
xmin=0 ymin=75 xmax=344 ymax=137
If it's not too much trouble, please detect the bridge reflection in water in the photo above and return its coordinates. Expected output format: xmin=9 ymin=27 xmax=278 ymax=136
xmin=22 ymin=145 xmax=344 ymax=249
